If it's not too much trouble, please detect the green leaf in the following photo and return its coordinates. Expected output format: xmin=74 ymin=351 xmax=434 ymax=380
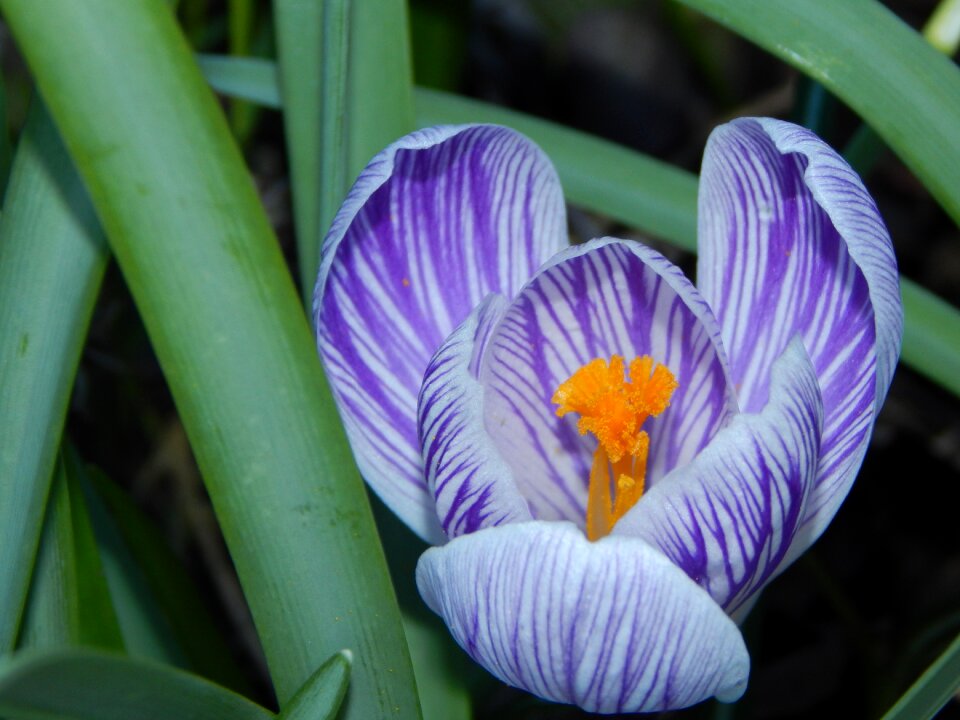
xmin=402 ymin=611 xmax=473 ymax=720
xmin=17 ymin=453 xmax=124 ymax=653
xmin=842 ymin=0 xmax=960 ymax=178
xmin=0 ymin=1 xmax=419 ymax=714
xmin=198 ymin=54 xmax=280 ymax=109
xmin=673 ymin=0 xmax=960 ymax=229
xmin=371 ymin=497 xmax=473 ymax=720
xmin=84 ymin=468 xmax=250 ymax=692
xmin=346 ymin=0 xmax=415 ymax=179
xmin=0 ymin=99 xmax=108 ymax=653
xmin=880 ymin=630 xmax=960 ymax=720
xmin=0 ymin=649 xmax=273 ymax=720
xmin=274 ymin=0 xmax=350 ymax=300
xmin=277 ymin=651 xmax=351 ymax=720
xmin=901 ymin=282 xmax=960 ymax=398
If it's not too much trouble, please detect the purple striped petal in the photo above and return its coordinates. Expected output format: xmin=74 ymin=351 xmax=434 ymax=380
xmin=417 ymin=521 xmax=749 ymax=713
xmin=697 ymin=118 xmax=902 ymax=547
xmin=314 ymin=125 xmax=567 ymax=542
xmin=418 ymin=295 xmax=534 ymax=538
xmin=613 ymin=339 xmax=823 ymax=614
xmin=479 ymin=239 xmax=738 ymax=528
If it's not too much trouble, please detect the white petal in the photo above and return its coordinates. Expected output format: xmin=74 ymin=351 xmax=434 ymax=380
xmin=614 ymin=339 xmax=823 ymax=613
xmin=697 ymin=118 xmax=901 ymax=548
xmin=418 ymin=295 xmax=533 ymax=538
xmin=417 ymin=521 xmax=749 ymax=713
xmin=314 ymin=125 xmax=567 ymax=541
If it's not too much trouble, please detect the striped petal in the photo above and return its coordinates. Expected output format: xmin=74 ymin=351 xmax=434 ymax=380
xmin=417 ymin=522 xmax=749 ymax=712
xmin=479 ymin=239 xmax=738 ymax=528
xmin=418 ymin=295 xmax=534 ymax=538
xmin=314 ymin=125 xmax=567 ymax=542
xmin=613 ymin=339 xmax=823 ymax=614
xmin=697 ymin=118 xmax=902 ymax=546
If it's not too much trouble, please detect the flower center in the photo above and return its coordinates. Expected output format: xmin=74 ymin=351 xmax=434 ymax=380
xmin=552 ymin=355 xmax=678 ymax=541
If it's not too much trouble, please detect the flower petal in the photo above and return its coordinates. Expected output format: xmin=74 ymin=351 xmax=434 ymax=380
xmin=418 ymin=295 xmax=534 ymax=538
xmin=697 ymin=118 xmax=901 ymax=545
xmin=479 ymin=238 xmax=737 ymax=527
xmin=416 ymin=521 xmax=749 ymax=713
xmin=314 ymin=125 xmax=568 ymax=542
xmin=613 ymin=339 xmax=823 ymax=614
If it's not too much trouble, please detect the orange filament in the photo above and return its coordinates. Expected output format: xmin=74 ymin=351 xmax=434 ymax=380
xmin=553 ymin=355 xmax=677 ymax=541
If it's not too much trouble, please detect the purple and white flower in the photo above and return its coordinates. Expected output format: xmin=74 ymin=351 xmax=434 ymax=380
xmin=313 ymin=120 xmax=902 ymax=713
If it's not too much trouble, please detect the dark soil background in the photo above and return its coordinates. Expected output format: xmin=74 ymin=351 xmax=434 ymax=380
xmin=4 ymin=0 xmax=956 ymax=717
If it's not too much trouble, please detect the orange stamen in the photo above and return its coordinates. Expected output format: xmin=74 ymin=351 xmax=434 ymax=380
xmin=553 ymin=355 xmax=677 ymax=541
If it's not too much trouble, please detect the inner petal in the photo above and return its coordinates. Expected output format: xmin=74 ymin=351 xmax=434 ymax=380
xmin=479 ymin=239 xmax=738 ymax=528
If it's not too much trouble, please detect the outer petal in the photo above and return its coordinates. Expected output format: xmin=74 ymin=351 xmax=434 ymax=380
xmin=417 ymin=522 xmax=749 ymax=713
xmin=697 ymin=118 xmax=902 ymax=546
xmin=614 ymin=339 xmax=823 ymax=614
xmin=314 ymin=125 xmax=567 ymax=542
xmin=480 ymin=238 xmax=738 ymax=527
xmin=418 ymin=295 xmax=533 ymax=537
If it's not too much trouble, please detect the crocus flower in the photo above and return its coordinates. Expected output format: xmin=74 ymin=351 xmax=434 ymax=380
xmin=314 ymin=120 xmax=901 ymax=713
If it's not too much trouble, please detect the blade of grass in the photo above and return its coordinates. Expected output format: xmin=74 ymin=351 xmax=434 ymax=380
xmin=17 ymin=453 xmax=125 ymax=653
xmin=278 ymin=651 xmax=351 ymax=720
xmin=0 ymin=99 xmax=108 ymax=653
xmin=673 ymin=0 xmax=960 ymax=229
xmin=843 ymin=0 xmax=960 ymax=177
xmin=198 ymin=54 xmax=281 ymax=109
xmin=0 ymin=1 xmax=420 ymax=714
xmin=346 ymin=0 xmax=415 ymax=179
xmin=274 ymin=0 xmax=350 ymax=300
xmin=881 ymin=630 xmax=960 ymax=720
xmin=0 ymin=649 xmax=273 ymax=720
xmin=227 ymin=0 xmax=256 ymax=139
xmin=0 ymin=66 xmax=12 ymax=195
xmin=84 ymin=467 xmax=251 ymax=693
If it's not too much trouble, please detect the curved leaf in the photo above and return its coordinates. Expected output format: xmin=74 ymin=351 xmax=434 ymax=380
xmin=0 ymin=649 xmax=273 ymax=720
xmin=278 ymin=651 xmax=351 ymax=720
xmin=0 ymin=100 xmax=108 ymax=652
xmin=674 ymin=0 xmax=960 ymax=229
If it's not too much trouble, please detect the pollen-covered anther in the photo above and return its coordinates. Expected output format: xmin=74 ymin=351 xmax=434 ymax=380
xmin=553 ymin=354 xmax=677 ymax=540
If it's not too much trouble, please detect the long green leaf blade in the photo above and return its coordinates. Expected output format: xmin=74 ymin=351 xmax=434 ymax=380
xmin=18 ymin=454 xmax=124 ymax=653
xmin=0 ymin=1 xmax=419 ymax=714
xmin=277 ymin=650 xmax=351 ymax=720
xmin=274 ymin=0 xmax=350 ymax=299
xmin=85 ymin=469 xmax=249 ymax=692
xmin=0 ymin=650 xmax=273 ymax=720
xmin=881 ymin=631 xmax=960 ymax=720
xmin=0 ymin=100 xmax=108 ymax=653
xmin=198 ymin=54 xmax=281 ymax=109
xmin=673 ymin=0 xmax=960 ymax=229
xmin=346 ymin=0 xmax=415 ymax=178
